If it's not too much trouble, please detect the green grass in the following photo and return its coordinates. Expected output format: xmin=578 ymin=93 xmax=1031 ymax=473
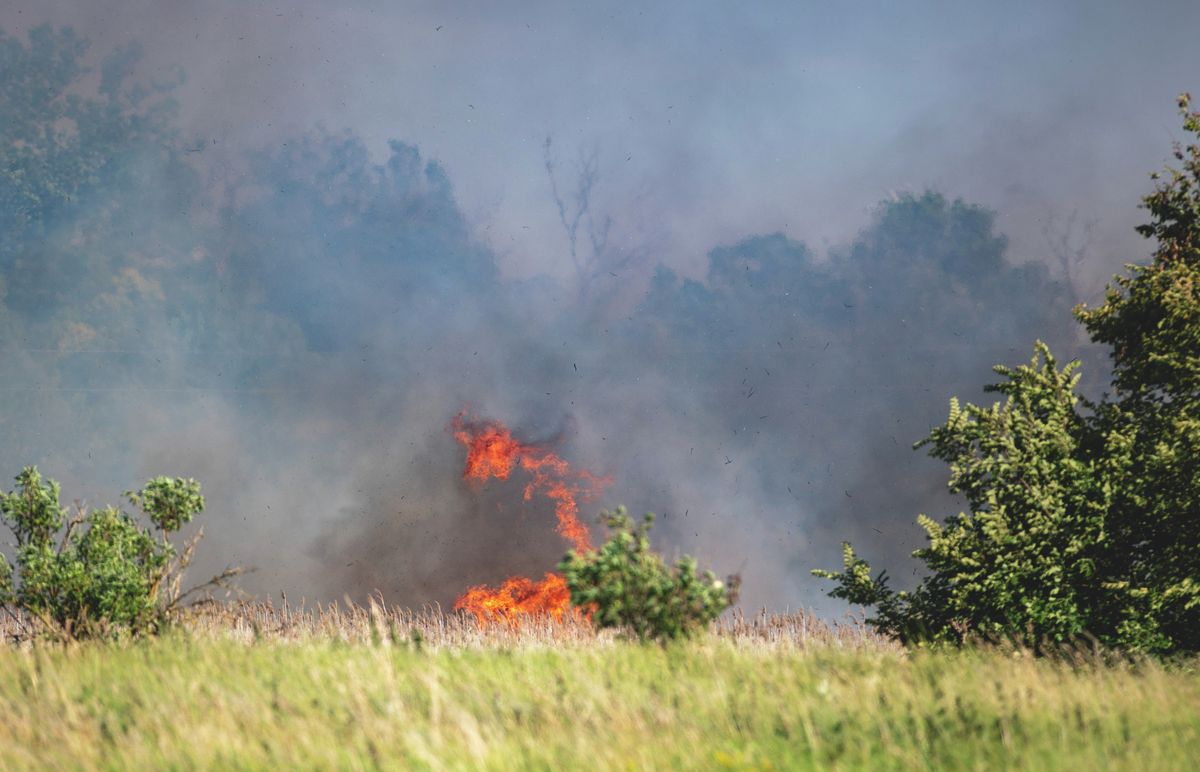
xmin=0 ymin=630 xmax=1196 ymax=770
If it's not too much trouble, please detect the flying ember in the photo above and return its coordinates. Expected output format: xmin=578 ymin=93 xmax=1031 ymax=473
xmin=451 ymin=411 xmax=610 ymax=622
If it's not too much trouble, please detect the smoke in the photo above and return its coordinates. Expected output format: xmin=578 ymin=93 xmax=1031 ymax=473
xmin=0 ymin=7 xmax=1195 ymax=614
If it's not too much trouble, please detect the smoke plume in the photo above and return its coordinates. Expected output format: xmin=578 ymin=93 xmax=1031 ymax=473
xmin=0 ymin=6 xmax=1195 ymax=614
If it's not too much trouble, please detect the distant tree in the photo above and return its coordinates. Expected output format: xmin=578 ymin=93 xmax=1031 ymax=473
xmin=543 ymin=137 xmax=642 ymax=303
xmin=815 ymin=94 xmax=1200 ymax=655
xmin=0 ymin=24 xmax=188 ymax=321
xmin=219 ymin=131 xmax=497 ymax=351
xmin=0 ymin=24 xmax=219 ymax=478
xmin=1042 ymin=209 xmax=1096 ymax=306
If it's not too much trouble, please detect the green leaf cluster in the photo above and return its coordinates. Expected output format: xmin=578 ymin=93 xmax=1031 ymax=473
xmin=0 ymin=467 xmax=219 ymax=638
xmin=815 ymin=94 xmax=1200 ymax=655
xmin=558 ymin=507 xmax=739 ymax=642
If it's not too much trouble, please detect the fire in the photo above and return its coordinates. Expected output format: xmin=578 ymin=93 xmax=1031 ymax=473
xmin=451 ymin=411 xmax=609 ymax=623
xmin=453 ymin=572 xmax=573 ymax=623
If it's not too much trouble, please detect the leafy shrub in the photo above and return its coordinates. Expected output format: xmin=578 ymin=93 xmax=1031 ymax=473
xmin=814 ymin=94 xmax=1200 ymax=655
xmin=559 ymin=506 xmax=739 ymax=642
xmin=0 ymin=467 xmax=238 ymax=638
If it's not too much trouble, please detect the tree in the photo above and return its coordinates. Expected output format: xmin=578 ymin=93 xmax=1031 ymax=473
xmin=219 ymin=131 xmax=497 ymax=351
xmin=1073 ymin=93 xmax=1200 ymax=651
xmin=0 ymin=24 xmax=229 ymax=483
xmin=814 ymin=94 xmax=1200 ymax=655
xmin=814 ymin=344 xmax=1126 ymax=647
xmin=0 ymin=25 xmax=186 ymax=320
xmin=543 ymin=137 xmax=643 ymax=303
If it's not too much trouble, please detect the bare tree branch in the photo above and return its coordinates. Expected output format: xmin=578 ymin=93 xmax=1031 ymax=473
xmin=544 ymin=135 xmax=624 ymax=301
xmin=1042 ymin=209 xmax=1096 ymax=306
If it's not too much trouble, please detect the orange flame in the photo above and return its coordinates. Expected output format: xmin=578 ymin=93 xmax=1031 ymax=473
xmin=451 ymin=411 xmax=609 ymax=623
xmin=453 ymin=572 xmax=573 ymax=623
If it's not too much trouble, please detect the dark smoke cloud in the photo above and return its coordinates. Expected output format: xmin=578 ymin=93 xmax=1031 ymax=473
xmin=0 ymin=8 xmax=1195 ymax=614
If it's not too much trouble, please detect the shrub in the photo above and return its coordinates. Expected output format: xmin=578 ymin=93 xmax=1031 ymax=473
xmin=559 ymin=506 xmax=739 ymax=642
xmin=0 ymin=467 xmax=239 ymax=638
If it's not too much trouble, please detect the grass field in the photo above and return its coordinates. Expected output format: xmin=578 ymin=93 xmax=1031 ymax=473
xmin=0 ymin=605 xmax=1196 ymax=770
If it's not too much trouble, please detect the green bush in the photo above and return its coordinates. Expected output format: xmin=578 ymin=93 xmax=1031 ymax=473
xmin=559 ymin=506 xmax=739 ymax=642
xmin=814 ymin=94 xmax=1200 ymax=655
xmin=0 ymin=467 xmax=237 ymax=638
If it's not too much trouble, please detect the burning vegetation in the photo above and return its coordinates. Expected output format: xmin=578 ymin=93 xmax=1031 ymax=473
xmin=450 ymin=411 xmax=610 ymax=623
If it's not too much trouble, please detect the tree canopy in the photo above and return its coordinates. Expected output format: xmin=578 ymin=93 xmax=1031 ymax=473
xmin=816 ymin=94 xmax=1200 ymax=655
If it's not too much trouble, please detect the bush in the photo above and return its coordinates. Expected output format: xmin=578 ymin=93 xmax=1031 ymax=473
xmin=559 ymin=506 xmax=739 ymax=642
xmin=814 ymin=94 xmax=1200 ymax=655
xmin=0 ymin=467 xmax=238 ymax=638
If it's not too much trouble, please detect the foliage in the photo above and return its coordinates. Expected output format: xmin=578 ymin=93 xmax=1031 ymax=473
xmin=0 ymin=24 xmax=231 ymax=490
xmin=0 ymin=24 xmax=186 ymax=319
xmin=638 ymin=191 xmax=1069 ymax=611
xmin=219 ymin=131 xmax=498 ymax=351
xmin=815 ymin=345 xmax=1126 ymax=648
xmin=0 ymin=467 xmax=236 ymax=637
xmin=815 ymin=94 xmax=1200 ymax=654
xmin=126 ymin=476 xmax=205 ymax=534
xmin=0 ymin=635 xmax=1196 ymax=769
xmin=558 ymin=506 xmax=739 ymax=642
xmin=1071 ymin=93 xmax=1200 ymax=652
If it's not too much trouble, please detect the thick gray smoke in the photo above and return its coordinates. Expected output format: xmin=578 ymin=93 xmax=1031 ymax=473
xmin=0 ymin=10 xmax=1195 ymax=614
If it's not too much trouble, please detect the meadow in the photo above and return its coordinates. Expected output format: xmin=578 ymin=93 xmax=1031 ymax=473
xmin=0 ymin=604 xmax=1196 ymax=770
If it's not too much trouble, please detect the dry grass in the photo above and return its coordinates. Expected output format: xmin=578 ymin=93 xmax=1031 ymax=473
xmin=0 ymin=599 xmax=893 ymax=650
xmin=147 ymin=600 xmax=897 ymax=650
